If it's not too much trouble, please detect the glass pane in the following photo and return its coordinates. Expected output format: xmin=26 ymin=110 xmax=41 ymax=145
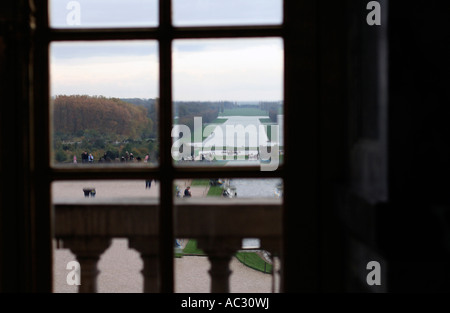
xmin=52 ymin=179 xmax=159 ymax=293
xmin=50 ymin=41 xmax=159 ymax=168
xmin=172 ymin=38 xmax=284 ymax=171
xmin=173 ymin=0 xmax=283 ymax=26
xmin=174 ymin=178 xmax=282 ymax=293
xmin=52 ymin=180 xmax=160 ymax=202
xmin=49 ymin=0 xmax=158 ymax=28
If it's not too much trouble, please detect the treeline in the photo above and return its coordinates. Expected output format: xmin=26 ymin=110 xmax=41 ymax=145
xmin=175 ymin=101 xmax=224 ymax=131
xmin=51 ymin=95 xmax=282 ymax=163
xmin=121 ymin=98 xmax=158 ymax=129
xmin=260 ymin=101 xmax=282 ymax=123
xmin=53 ymin=95 xmax=154 ymax=139
xmin=52 ymin=95 xmax=157 ymax=163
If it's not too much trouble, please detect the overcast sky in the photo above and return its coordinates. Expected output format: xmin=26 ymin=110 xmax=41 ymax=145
xmin=49 ymin=0 xmax=283 ymax=101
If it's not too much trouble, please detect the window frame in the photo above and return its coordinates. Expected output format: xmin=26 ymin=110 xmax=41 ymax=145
xmin=29 ymin=0 xmax=317 ymax=293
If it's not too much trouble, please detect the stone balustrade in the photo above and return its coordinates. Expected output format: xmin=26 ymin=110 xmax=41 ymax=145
xmin=54 ymin=197 xmax=282 ymax=293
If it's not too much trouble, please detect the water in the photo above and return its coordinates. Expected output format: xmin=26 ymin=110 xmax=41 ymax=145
xmin=231 ymin=178 xmax=282 ymax=249
xmin=230 ymin=178 xmax=282 ymax=198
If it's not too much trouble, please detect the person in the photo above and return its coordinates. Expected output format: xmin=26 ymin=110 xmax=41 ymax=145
xmin=81 ymin=151 xmax=88 ymax=163
xmin=73 ymin=155 xmax=77 ymax=163
xmin=145 ymin=179 xmax=153 ymax=189
xmin=183 ymin=186 xmax=192 ymax=198
xmin=88 ymin=153 xmax=94 ymax=163
xmin=144 ymin=154 xmax=149 ymax=163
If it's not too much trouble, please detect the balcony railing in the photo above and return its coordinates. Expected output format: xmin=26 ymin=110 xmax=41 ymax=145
xmin=54 ymin=197 xmax=282 ymax=293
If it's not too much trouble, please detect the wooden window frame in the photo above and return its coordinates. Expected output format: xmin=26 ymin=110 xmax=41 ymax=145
xmin=28 ymin=0 xmax=319 ymax=292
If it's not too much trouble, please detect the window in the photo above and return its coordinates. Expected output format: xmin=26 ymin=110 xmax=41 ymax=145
xmin=25 ymin=0 xmax=314 ymax=293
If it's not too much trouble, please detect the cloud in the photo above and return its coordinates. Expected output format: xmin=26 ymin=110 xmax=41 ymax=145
xmin=50 ymin=42 xmax=159 ymax=98
xmin=50 ymin=0 xmax=158 ymax=28
xmin=50 ymin=39 xmax=283 ymax=101
xmin=173 ymin=0 xmax=282 ymax=26
xmin=173 ymin=38 xmax=283 ymax=101
xmin=50 ymin=0 xmax=281 ymax=28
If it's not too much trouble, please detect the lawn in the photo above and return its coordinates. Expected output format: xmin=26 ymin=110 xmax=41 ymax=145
xmin=181 ymin=240 xmax=273 ymax=274
xmin=182 ymin=239 xmax=205 ymax=255
xmin=258 ymin=118 xmax=273 ymax=124
xmin=220 ymin=108 xmax=269 ymax=116
xmin=207 ymin=185 xmax=223 ymax=197
xmin=210 ymin=118 xmax=228 ymax=124
xmin=190 ymin=179 xmax=210 ymax=186
xmin=235 ymin=252 xmax=273 ymax=274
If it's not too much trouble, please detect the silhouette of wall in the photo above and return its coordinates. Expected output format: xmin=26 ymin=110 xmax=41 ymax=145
xmin=343 ymin=0 xmax=450 ymax=292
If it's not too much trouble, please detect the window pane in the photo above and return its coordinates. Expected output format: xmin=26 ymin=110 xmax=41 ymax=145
xmin=174 ymin=178 xmax=282 ymax=293
xmin=49 ymin=0 xmax=158 ymax=28
xmin=52 ymin=180 xmax=160 ymax=202
xmin=50 ymin=41 xmax=159 ymax=168
xmin=174 ymin=178 xmax=282 ymax=199
xmin=172 ymin=38 xmax=284 ymax=170
xmin=173 ymin=0 xmax=283 ymax=26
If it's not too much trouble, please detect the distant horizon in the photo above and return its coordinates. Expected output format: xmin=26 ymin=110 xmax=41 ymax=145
xmin=51 ymin=94 xmax=283 ymax=103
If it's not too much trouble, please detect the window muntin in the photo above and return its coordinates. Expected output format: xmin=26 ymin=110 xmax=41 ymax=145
xmin=45 ymin=0 xmax=285 ymax=293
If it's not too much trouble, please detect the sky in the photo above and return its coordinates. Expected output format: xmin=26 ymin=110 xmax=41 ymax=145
xmin=49 ymin=0 xmax=283 ymax=101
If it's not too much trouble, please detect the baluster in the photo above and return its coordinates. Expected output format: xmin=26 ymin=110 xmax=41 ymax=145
xmin=198 ymin=238 xmax=241 ymax=293
xmin=261 ymin=238 xmax=282 ymax=293
xmin=63 ymin=237 xmax=111 ymax=293
xmin=128 ymin=237 xmax=159 ymax=293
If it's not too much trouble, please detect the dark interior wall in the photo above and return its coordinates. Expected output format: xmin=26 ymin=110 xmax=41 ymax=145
xmin=317 ymin=0 xmax=348 ymax=292
xmin=389 ymin=1 xmax=450 ymax=205
xmin=343 ymin=0 xmax=450 ymax=292
xmin=283 ymin=0 xmax=349 ymax=292
xmin=340 ymin=0 xmax=390 ymax=292
xmin=0 ymin=0 xmax=33 ymax=292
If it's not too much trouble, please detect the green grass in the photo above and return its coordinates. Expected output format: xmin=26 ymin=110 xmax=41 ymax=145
xmin=235 ymin=252 xmax=273 ymax=274
xmin=210 ymin=118 xmax=228 ymax=124
xmin=182 ymin=239 xmax=205 ymax=255
xmin=220 ymin=108 xmax=268 ymax=116
xmin=207 ymin=185 xmax=223 ymax=197
xmin=259 ymin=118 xmax=273 ymax=124
xmin=180 ymin=241 xmax=272 ymax=274
xmin=258 ymin=118 xmax=279 ymax=140
xmin=190 ymin=179 xmax=210 ymax=186
xmin=262 ymin=125 xmax=271 ymax=139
